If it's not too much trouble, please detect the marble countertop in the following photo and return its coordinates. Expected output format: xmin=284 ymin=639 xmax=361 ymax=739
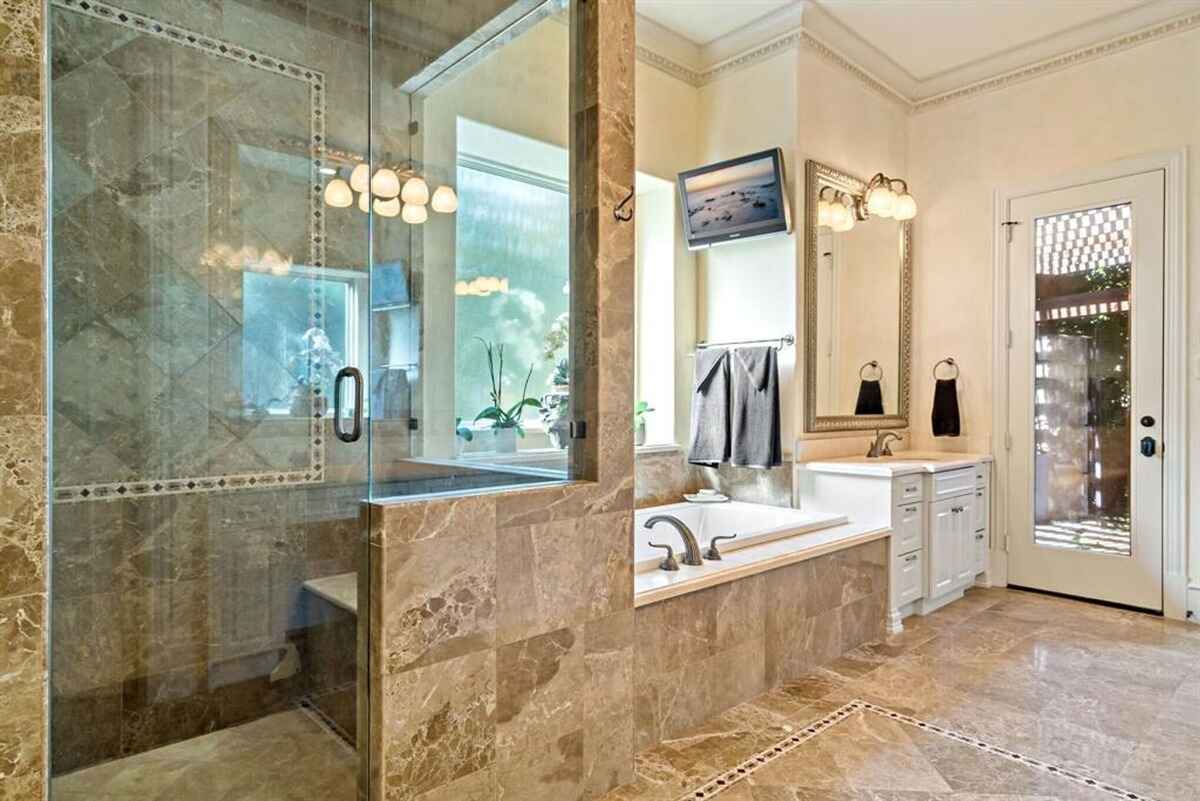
xmin=797 ymin=450 xmax=993 ymax=478
xmin=634 ymin=521 xmax=890 ymax=608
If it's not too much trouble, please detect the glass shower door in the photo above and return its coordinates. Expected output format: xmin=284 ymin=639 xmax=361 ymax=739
xmin=48 ymin=1 xmax=372 ymax=798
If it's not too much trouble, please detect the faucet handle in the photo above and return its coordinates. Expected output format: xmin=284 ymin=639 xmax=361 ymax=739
xmin=648 ymin=541 xmax=679 ymax=571
xmin=704 ymin=534 xmax=738 ymax=560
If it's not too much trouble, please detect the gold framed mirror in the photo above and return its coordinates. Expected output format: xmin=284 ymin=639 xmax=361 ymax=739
xmin=804 ymin=159 xmax=912 ymax=433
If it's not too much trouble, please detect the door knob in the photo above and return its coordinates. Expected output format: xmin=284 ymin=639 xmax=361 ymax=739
xmin=1140 ymin=436 xmax=1156 ymax=457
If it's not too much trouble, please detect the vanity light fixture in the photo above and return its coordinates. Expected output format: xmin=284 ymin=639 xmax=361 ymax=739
xmin=323 ymin=178 xmax=353 ymax=208
xmin=431 ymin=185 xmax=459 ymax=214
xmin=860 ymin=173 xmax=917 ymax=221
xmin=400 ymin=175 xmax=430 ymax=206
xmin=818 ymin=187 xmax=856 ymax=232
xmin=401 ymin=202 xmax=428 ymax=225
xmin=373 ymin=197 xmax=401 ymax=218
xmin=371 ymin=168 xmax=401 ymax=199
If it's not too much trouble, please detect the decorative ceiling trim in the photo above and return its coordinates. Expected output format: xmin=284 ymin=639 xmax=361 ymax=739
xmin=636 ymin=8 xmax=1200 ymax=115
xmin=911 ymin=9 xmax=1200 ymax=112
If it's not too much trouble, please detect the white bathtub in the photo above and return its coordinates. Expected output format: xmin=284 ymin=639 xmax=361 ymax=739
xmin=633 ymin=501 xmax=847 ymax=573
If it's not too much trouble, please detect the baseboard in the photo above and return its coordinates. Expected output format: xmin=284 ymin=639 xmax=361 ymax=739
xmin=1187 ymin=583 xmax=1200 ymax=623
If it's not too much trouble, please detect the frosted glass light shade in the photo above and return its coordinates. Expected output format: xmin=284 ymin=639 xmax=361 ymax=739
xmin=371 ymin=168 xmax=401 ymax=199
xmin=866 ymin=185 xmax=895 ymax=218
xmin=826 ymin=200 xmax=848 ymax=229
xmin=323 ymin=178 xmax=353 ymax=208
xmin=358 ymin=191 xmax=370 ymax=213
xmin=374 ymin=197 xmax=401 ymax=217
xmin=401 ymin=176 xmax=430 ymax=206
xmin=402 ymin=202 xmax=428 ymax=224
xmin=816 ymin=200 xmax=831 ymax=228
xmin=431 ymin=185 xmax=458 ymax=213
xmin=350 ymin=163 xmax=370 ymax=193
xmin=892 ymin=193 xmax=918 ymax=221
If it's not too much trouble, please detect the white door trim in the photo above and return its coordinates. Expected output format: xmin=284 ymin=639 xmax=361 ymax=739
xmin=991 ymin=149 xmax=1188 ymax=620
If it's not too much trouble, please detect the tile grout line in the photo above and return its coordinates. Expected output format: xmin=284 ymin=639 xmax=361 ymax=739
xmin=857 ymin=701 xmax=1164 ymax=801
xmin=676 ymin=698 xmax=1165 ymax=801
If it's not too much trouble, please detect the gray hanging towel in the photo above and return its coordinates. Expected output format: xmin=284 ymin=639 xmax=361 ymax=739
xmin=730 ymin=346 xmax=782 ymax=468
xmin=688 ymin=348 xmax=731 ymax=466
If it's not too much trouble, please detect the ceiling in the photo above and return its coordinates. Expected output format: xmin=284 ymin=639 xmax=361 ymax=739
xmin=634 ymin=0 xmax=1199 ymax=100
xmin=636 ymin=0 xmax=793 ymax=45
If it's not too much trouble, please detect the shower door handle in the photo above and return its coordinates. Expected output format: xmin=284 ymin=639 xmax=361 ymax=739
xmin=333 ymin=367 xmax=364 ymax=443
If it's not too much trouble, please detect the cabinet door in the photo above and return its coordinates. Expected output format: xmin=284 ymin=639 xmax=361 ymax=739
xmin=973 ymin=486 xmax=989 ymax=532
xmin=954 ymin=501 xmax=975 ymax=585
xmin=929 ymin=498 xmax=958 ymax=596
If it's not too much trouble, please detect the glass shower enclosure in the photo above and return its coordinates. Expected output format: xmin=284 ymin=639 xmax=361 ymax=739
xmin=47 ymin=0 xmax=572 ymax=798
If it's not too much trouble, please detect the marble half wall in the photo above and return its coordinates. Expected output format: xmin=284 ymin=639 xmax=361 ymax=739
xmin=633 ymin=538 xmax=888 ymax=748
xmin=0 ymin=0 xmax=48 ymax=799
xmin=365 ymin=2 xmax=638 ymax=800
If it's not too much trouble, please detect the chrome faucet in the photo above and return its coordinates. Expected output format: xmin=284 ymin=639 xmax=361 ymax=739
xmin=643 ymin=515 xmax=704 ymax=566
xmin=867 ymin=429 xmax=903 ymax=458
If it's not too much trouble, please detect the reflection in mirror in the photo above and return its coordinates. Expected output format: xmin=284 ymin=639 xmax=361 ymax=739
xmin=805 ymin=160 xmax=911 ymax=432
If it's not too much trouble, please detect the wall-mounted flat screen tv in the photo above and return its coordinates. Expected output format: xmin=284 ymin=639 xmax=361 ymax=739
xmin=677 ymin=147 xmax=792 ymax=250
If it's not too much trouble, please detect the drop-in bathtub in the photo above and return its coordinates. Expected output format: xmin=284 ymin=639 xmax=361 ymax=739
xmin=633 ymin=501 xmax=848 ymax=573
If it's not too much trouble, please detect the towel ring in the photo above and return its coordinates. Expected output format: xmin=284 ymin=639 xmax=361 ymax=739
xmin=859 ymin=360 xmax=883 ymax=381
xmin=933 ymin=357 xmax=959 ymax=380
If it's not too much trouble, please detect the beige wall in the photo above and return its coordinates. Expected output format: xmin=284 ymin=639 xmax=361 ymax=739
xmin=906 ymin=29 xmax=1200 ymax=583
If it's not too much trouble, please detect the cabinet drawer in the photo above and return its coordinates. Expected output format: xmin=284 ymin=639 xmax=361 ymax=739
xmin=973 ymin=528 xmax=988 ymax=574
xmin=894 ymin=474 xmax=924 ymax=504
xmin=932 ymin=468 xmax=974 ymax=500
xmin=974 ymin=463 xmax=989 ymax=488
xmin=893 ymin=502 xmax=922 ymax=555
xmin=896 ymin=550 xmax=923 ymax=606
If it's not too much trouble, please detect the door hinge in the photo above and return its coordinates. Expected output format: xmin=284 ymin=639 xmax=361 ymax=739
xmin=1004 ymin=432 xmax=1013 ymax=451
xmin=1001 ymin=220 xmax=1021 ymax=243
xmin=1006 ymin=329 xmax=1013 ymax=349
xmin=569 ymin=420 xmax=587 ymax=439
xmin=1004 ymin=534 xmax=1011 ymax=552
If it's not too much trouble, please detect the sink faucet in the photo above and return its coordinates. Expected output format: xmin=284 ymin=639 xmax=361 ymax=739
xmin=643 ymin=515 xmax=704 ymax=566
xmin=867 ymin=430 xmax=903 ymax=458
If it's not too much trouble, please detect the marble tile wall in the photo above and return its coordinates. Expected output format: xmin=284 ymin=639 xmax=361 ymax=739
xmin=366 ymin=3 xmax=637 ymax=800
xmin=633 ymin=538 xmax=888 ymax=748
xmin=0 ymin=0 xmax=48 ymax=799
xmin=634 ymin=448 xmax=792 ymax=509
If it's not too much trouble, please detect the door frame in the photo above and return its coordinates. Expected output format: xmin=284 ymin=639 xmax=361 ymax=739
xmin=990 ymin=149 xmax=1189 ymax=620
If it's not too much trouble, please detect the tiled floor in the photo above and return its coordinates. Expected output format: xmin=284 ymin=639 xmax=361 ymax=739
xmin=50 ymin=709 xmax=357 ymax=801
xmin=606 ymin=587 xmax=1200 ymax=801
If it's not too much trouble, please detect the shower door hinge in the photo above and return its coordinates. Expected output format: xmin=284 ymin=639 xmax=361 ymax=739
xmin=1001 ymin=220 xmax=1021 ymax=243
xmin=570 ymin=420 xmax=587 ymax=439
xmin=408 ymin=418 xmax=419 ymax=431
xmin=408 ymin=120 xmax=420 ymax=135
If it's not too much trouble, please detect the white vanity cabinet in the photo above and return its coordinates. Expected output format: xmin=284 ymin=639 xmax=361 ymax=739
xmin=796 ymin=453 xmax=992 ymax=632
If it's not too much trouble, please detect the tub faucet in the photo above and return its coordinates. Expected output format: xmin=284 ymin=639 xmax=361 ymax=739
xmin=867 ymin=429 xmax=903 ymax=458
xmin=643 ymin=515 xmax=704 ymax=566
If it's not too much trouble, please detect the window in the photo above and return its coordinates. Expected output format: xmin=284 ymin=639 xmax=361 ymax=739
xmin=242 ymin=266 xmax=367 ymax=416
xmin=454 ymin=119 xmax=570 ymax=451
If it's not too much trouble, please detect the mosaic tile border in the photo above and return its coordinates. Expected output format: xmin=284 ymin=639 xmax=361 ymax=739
xmin=50 ymin=0 xmax=330 ymax=503
xmin=678 ymin=699 xmax=1165 ymax=801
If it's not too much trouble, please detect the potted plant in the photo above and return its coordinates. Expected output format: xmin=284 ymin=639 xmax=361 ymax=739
xmin=473 ymin=338 xmax=540 ymax=453
xmin=455 ymin=417 xmax=474 ymax=458
xmin=634 ymin=400 xmax=654 ymax=446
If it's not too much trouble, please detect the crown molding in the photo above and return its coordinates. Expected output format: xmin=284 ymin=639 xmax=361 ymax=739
xmin=635 ymin=6 xmax=1200 ymax=115
xmin=911 ymin=9 xmax=1200 ymax=112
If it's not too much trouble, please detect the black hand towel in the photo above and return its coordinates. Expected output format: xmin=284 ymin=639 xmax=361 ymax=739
xmin=854 ymin=379 xmax=884 ymax=415
xmin=932 ymin=378 xmax=960 ymax=437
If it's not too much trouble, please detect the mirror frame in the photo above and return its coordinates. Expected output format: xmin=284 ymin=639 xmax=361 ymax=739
xmin=803 ymin=159 xmax=912 ymax=433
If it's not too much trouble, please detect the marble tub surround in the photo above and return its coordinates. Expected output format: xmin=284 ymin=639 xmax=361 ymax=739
xmin=634 ymin=521 xmax=889 ymax=606
xmin=634 ymin=447 xmax=792 ymax=509
xmin=632 ymin=537 xmax=887 ymax=751
xmin=606 ymin=586 xmax=1200 ymax=801
xmin=0 ymin=0 xmax=47 ymax=797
